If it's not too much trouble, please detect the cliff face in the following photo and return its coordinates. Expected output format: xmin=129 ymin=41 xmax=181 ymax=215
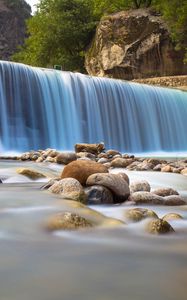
xmin=85 ymin=9 xmax=187 ymax=80
xmin=0 ymin=0 xmax=31 ymax=60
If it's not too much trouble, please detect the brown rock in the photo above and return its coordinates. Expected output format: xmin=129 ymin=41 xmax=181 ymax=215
xmin=145 ymin=219 xmax=174 ymax=234
xmin=153 ymin=188 xmax=179 ymax=197
xmin=76 ymin=152 xmax=96 ymax=160
xmin=181 ymin=168 xmax=187 ymax=176
xmin=61 ymin=160 xmax=108 ymax=185
xmin=49 ymin=178 xmax=87 ymax=204
xmin=85 ymin=9 xmax=187 ymax=80
xmin=161 ymin=165 xmax=173 ymax=172
xmin=111 ymin=158 xmax=133 ymax=168
xmin=162 ymin=213 xmax=183 ymax=222
xmin=16 ymin=168 xmax=46 ymax=179
xmin=56 ymin=152 xmax=77 ymax=164
xmin=163 ymin=195 xmax=186 ymax=206
xmin=46 ymin=212 xmax=93 ymax=231
xmin=86 ymin=173 xmax=130 ymax=203
xmin=125 ymin=208 xmax=158 ymax=222
xmin=75 ymin=143 xmax=105 ymax=154
xmin=117 ymin=172 xmax=130 ymax=185
xmin=130 ymin=192 xmax=163 ymax=205
xmin=130 ymin=180 xmax=151 ymax=193
xmin=106 ymin=149 xmax=121 ymax=157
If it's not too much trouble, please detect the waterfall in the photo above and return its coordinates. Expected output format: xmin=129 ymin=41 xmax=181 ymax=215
xmin=0 ymin=60 xmax=187 ymax=153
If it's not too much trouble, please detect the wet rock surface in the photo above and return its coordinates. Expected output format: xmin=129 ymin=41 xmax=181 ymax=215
xmin=16 ymin=168 xmax=46 ymax=179
xmin=61 ymin=160 xmax=108 ymax=185
xmin=125 ymin=208 xmax=158 ymax=222
xmin=145 ymin=219 xmax=175 ymax=234
xmin=129 ymin=191 xmax=163 ymax=205
xmin=49 ymin=178 xmax=87 ymax=204
xmin=85 ymin=185 xmax=114 ymax=204
xmin=86 ymin=173 xmax=130 ymax=203
xmin=46 ymin=212 xmax=93 ymax=231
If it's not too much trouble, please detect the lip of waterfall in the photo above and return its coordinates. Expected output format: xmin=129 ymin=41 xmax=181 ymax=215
xmin=0 ymin=60 xmax=187 ymax=153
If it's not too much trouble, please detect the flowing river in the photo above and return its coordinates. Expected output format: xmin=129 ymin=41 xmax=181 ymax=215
xmin=0 ymin=160 xmax=187 ymax=300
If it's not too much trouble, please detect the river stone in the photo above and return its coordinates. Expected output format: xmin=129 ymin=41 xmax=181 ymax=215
xmin=97 ymin=158 xmax=109 ymax=164
xmin=85 ymin=185 xmax=114 ymax=204
xmin=36 ymin=156 xmax=44 ymax=163
xmin=44 ymin=156 xmax=56 ymax=163
xmin=75 ymin=143 xmax=105 ymax=154
xmin=130 ymin=180 xmax=151 ymax=193
xmin=106 ymin=149 xmax=121 ymax=157
xmin=86 ymin=173 xmax=130 ymax=203
xmin=153 ymin=188 xmax=179 ymax=197
xmin=181 ymin=168 xmax=187 ymax=176
xmin=117 ymin=172 xmax=130 ymax=185
xmin=16 ymin=168 xmax=46 ymax=179
xmin=76 ymin=152 xmax=96 ymax=160
xmin=20 ymin=152 xmax=31 ymax=161
xmin=125 ymin=208 xmax=158 ymax=222
xmin=41 ymin=178 xmax=60 ymax=190
xmin=56 ymin=152 xmax=77 ymax=164
xmin=162 ymin=213 xmax=183 ymax=222
xmin=49 ymin=150 xmax=59 ymax=158
xmin=153 ymin=164 xmax=162 ymax=171
xmin=49 ymin=178 xmax=87 ymax=204
xmin=145 ymin=219 xmax=174 ymax=234
xmin=61 ymin=160 xmax=108 ymax=185
xmin=161 ymin=165 xmax=173 ymax=172
xmin=46 ymin=212 xmax=93 ymax=231
xmin=129 ymin=191 xmax=163 ymax=205
xmin=111 ymin=158 xmax=133 ymax=168
xmin=163 ymin=195 xmax=186 ymax=206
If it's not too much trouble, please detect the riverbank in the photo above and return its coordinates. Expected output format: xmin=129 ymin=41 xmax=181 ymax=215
xmin=133 ymin=75 xmax=187 ymax=90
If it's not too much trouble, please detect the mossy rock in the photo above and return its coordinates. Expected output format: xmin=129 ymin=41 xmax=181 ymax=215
xmin=162 ymin=213 xmax=183 ymax=222
xmin=125 ymin=208 xmax=158 ymax=222
xmin=145 ymin=219 xmax=174 ymax=235
xmin=46 ymin=212 xmax=93 ymax=231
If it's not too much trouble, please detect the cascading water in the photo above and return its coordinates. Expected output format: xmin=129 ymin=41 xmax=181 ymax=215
xmin=0 ymin=60 xmax=187 ymax=153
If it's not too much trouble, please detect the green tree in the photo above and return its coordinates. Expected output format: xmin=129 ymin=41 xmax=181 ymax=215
xmin=154 ymin=0 xmax=187 ymax=61
xmin=13 ymin=0 xmax=97 ymax=71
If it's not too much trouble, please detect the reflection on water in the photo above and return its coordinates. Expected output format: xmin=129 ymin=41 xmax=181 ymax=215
xmin=0 ymin=161 xmax=187 ymax=300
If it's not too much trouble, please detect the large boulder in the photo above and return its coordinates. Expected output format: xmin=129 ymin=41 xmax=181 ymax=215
xmin=85 ymin=9 xmax=187 ymax=80
xmin=0 ymin=0 xmax=31 ymax=60
xmin=86 ymin=173 xmax=130 ymax=203
xmin=61 ymin=160 xmax=108 ymax=185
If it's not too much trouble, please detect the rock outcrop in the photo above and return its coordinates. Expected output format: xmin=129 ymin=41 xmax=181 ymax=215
xmin=0 ymin=0 xmax=31 ymax=60
xmin=85 ymin=9 xmax=187 ymax=80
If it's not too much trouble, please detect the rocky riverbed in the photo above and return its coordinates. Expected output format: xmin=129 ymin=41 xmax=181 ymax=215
xmin=0 ymin=145 xmax=187 ymax=300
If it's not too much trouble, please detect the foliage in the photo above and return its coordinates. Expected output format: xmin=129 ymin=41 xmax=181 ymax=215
xmin=153 ymin=0 xmax=187 ymax=61
xmin=13 ymin=0 xmax=97 ymax=71
xmin=13 ymin=0 xmax=187 ymax=70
